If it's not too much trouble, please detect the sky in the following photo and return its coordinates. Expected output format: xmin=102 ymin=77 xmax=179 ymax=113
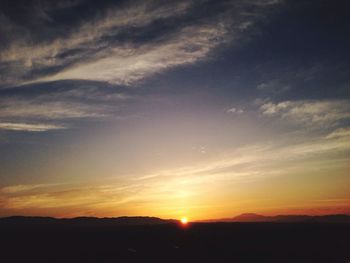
xmin=0 ymin=0 xmax=350 ymax=220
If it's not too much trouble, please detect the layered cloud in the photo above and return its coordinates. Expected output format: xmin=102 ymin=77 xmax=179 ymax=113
xmin=0 ymin=0 xmax=284 ymax=132
xmin=326 ymin=127 xmax=350 ymax=139
xmin=0 ymin=80 xmax=133 ymax=131
xmin=0 ymin=90 xmax=109 ymax=131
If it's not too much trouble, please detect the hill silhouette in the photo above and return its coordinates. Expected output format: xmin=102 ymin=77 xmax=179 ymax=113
xmin=200 ymin=213 xmax=350 ymax=223
xmin=0 ymin=215 xmax=177 ymax=227
xmin=1 ymin=214 xmax=350 ymax=262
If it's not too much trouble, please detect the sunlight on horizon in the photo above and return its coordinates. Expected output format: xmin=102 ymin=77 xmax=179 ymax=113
xmin=181 ymin=217 xmax=188 ymax=225
xmin=0 ymin=0 xmax=350 ymax=220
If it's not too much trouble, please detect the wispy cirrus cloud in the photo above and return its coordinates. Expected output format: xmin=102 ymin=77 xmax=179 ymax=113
xmin=0 ymin=98 xmax=108 ymax=120
xmin=137 ymin=128 xmax=350 ymax=183
xmin=0 ymin=80 xmax=133 ymax=132
xmin=1 ymin=125 xmax=349 ymax=217
xmin=0 ymin=122 xmax=66 ymax=132
xmin=0 ymin=0 xmax=284 ymax=133
xmin=0 ymin=0 xmax=200 ymax=86
xmin=0 ymin=0 xmax=283 ymax=87
xmin=325 ymin=126 xmax=350 ymax=139
xmin=38 ymin=23 xmax=229 ymax=85
xmin=0 ymin=0 xmax=192 ymax=64
xmin=226 ymin=107 xmax=244 ymax=114
xmin=0 ymin=182 xmax=145 ymax=217
xmin=0 ymin=183 xmax=59 ymax=194
xmin=257 ymin=80 xmax=291 ymax=94
xmin=260 ymin=99 xmax=350 ymax=128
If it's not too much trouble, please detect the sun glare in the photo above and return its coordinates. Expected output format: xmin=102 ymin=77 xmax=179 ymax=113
xmin=181 ymin=217 xmax=188 ymax=224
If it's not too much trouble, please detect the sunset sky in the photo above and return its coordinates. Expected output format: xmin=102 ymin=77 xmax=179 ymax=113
xmin=0 ymin=0 xmax=349 ymax=220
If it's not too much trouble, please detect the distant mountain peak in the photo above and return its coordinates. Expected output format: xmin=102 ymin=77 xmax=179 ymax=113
xmin=232 ymin=213 xmax=270 ymax=222
xmin=236 ymin=213 xmax=264 ymax=217
xmin=211 ymin=213 xmax=350 ymax=223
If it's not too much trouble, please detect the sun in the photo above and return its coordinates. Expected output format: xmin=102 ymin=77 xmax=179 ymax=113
xmin=181 ymin=217 xmax=188 ymax=224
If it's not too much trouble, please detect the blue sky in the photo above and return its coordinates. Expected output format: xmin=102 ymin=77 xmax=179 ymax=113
xmin=0 ymin=0 xmax=349 ymax=219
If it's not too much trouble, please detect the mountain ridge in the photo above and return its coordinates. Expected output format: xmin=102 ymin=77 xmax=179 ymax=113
xmin=198 ymin=213 xmax=350 ymax=223
xmin=0 ymin=215 xmax=178 ymax=226
xmin=1 ymin=213 xmax=350 ymax=225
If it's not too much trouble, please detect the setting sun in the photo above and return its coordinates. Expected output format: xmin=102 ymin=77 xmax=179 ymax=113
xmin=1 ymin=0 xmax=350 ymax=262
xmin=181 ymin=217 xmax=188 ymax=224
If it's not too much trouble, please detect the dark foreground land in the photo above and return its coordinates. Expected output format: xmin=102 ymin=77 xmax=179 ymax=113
xmin=1 ymin=218 xmax=350 ymax=263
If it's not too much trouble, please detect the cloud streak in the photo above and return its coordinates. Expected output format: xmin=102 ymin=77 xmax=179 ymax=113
xmin=0 ymin=97 xmax=109 ymax=119
xmin=138 ymin=129 xmax=350 ymax=183
xmin=38 ymin=23 xmax=229 ymax=85
xmin=0 ymin=0 xmax=283 ymax=87
xmin=0 ymin=122 xmax=66 ymax=132
xmin=0 ymin=81 xmax=133 ymax=131
xmin=260 ymin=100 xmax=350 ymax=128
xmin=1 ymin=126 xmax=349 ymax=217
xmin=0 ymin=0 xmax=284 ymax=133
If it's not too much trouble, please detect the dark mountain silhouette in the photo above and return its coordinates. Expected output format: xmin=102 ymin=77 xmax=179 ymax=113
xmin=232 ymin=213 xmax=272 ymax=222
xmin=201 ymin=213 xmax=350 ymax=223
xmin=2 ymin=214 xmax=349 ymax=226
xmin=1 ymin=214 xmax=350 ymax=263
xmin=0 ymin=215 xmax=178 ymax=227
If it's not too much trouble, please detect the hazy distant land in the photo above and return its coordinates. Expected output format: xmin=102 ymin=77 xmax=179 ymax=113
xmin=1 ymin=213 xmax=350 ymax=225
